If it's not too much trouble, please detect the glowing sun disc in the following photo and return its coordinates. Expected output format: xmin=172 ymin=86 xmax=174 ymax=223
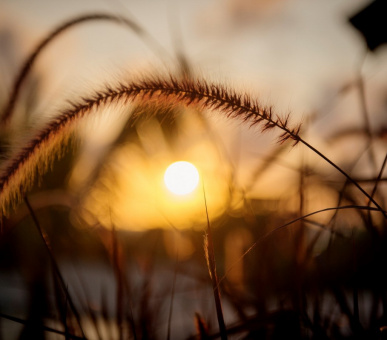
xmin=164 ymin=161 xmax=200 ymax=195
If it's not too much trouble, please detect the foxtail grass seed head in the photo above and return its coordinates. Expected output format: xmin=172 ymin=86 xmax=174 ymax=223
xmin=0 ymin=76 xmax=301 ymax=215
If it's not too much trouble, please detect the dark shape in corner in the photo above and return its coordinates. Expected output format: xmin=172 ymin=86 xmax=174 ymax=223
xmin=349 ymin=0 xmax=387 ymax=51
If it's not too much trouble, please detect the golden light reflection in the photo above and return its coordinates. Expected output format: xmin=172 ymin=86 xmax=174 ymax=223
xmin=79 ymin=111 xmax=231 ymax=231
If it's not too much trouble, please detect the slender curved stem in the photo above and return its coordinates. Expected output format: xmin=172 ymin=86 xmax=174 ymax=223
xmin=1 ymin=13 xmax=172 ymax=124
xmin=218 ymin=204 xmax=382 ymax=287
xmin=299 ymin=139 xmax=386 ymax=218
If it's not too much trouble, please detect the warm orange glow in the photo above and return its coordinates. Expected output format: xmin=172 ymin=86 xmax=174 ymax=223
xmin=164 ymin=161 xmax=199 ymax=195
xmin=79 ymin=115 xmax=232 ymax=230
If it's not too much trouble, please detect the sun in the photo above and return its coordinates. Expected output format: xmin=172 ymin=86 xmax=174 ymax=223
xmin=164 ymin=161 xmax=200 ymax=195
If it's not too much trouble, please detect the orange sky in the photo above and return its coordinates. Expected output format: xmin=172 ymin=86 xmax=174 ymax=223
xmin=1 ymin=0 xmax=386 ymax=229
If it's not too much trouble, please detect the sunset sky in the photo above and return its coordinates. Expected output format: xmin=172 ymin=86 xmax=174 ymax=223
xmin=1 ymin=0 xmax=385 ymax=229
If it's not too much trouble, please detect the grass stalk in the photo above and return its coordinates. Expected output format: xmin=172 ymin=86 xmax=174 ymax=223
xmin=219 ymin=204 xmax=382 ymax=286
xmin=23 ymin=196 xmax=86 ymax=339
xmin=297 ymin=138 xmax=386 ymax=218
xmin=52 ymin=272 xmax=70 ymax=340
xmin=203 ymin=184 xmax=227 ymax=340
xmin=369 ymin=153 xmax=387 ymax=206
xmin=352 ymin=231 xmax=360 ymax=328
xmin=357 ymin=76 xmax=377 ymax=172
xmin=111 ymin=224 xmax=124 ymax=340
xmin=0 ymin=312 xmax=84 ymax=340
xmin=166 ymin=239 xmax=178 ymax=340
xmin=0 ymin=13 xmax=172 ymax=125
